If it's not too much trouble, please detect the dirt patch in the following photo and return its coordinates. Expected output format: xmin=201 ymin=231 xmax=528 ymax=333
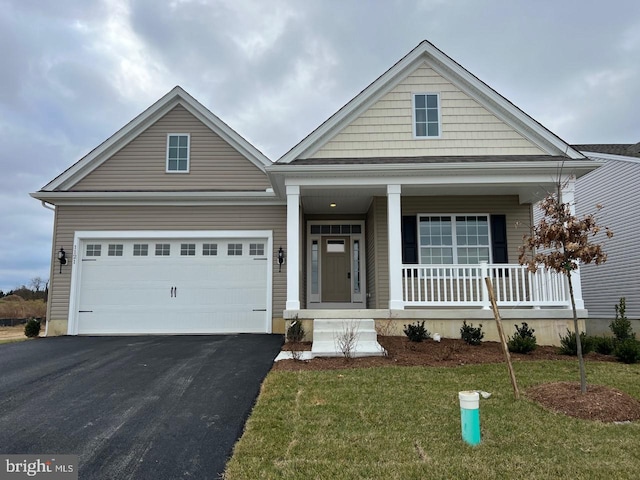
xmin=528 ymin=382 xmax=640 ymax=422
xmin=274 ymin=336 xmax=615 ymax=372
xmin=274 ymin=336 xmax=640 ymax=423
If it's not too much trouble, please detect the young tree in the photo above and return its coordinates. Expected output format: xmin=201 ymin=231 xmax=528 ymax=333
xmin=519 ymin=190 xmax=612 ymax=393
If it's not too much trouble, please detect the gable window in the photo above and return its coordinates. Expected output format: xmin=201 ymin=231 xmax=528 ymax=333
xmin=413 ymin=93 xmax=440 ymax=138
xmin=418 ymin=215 xmax=490 ymax=264
xmin=166 ymin=134 xmax=190 ymax=172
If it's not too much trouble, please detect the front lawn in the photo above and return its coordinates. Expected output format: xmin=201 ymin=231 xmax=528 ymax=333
xmin=225 ymin=361 xmax=640 ymax=479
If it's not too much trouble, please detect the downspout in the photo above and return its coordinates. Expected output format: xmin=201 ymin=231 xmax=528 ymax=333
xmin=40 ymin=200 xmax=56 ymax=336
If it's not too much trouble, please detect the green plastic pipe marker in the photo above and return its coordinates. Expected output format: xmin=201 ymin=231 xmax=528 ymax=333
xmin=459 ymin=390 xmax=481 ymax=446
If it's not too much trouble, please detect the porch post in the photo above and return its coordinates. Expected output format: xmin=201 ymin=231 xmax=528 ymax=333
xmin=561 ymin=177 xmax=585 ymax=309
xmin=286 ymin=185 xmax=301 ymax=310
xmin=387 ymin=184 xmax=404 ymax=310
xmin=480 ymin=261 xmax=491 ymax=310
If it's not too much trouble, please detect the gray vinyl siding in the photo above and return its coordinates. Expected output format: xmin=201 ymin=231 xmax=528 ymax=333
xmin=369 ymin=195 xmax=531 ymax=309
xmin=48 ymin=204 xmax=286 ymax=323
xmin=70 ymin=105 xmax=271 ymax=191
xmin=576 ymin=159 xmax=640 ymax=320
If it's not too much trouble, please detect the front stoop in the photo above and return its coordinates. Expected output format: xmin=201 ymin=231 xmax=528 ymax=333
xmin=311 ymin=319 xmax=386 ymax=358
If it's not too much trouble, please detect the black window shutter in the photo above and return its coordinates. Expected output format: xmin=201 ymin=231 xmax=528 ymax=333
xmin=490 ymin=214 xmax=508 ymax=264
xmin=402 ymin=216 xmax=418 ymax=264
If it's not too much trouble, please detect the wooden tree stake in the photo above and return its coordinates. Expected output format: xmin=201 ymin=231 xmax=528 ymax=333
xmin=484 ymin=277 xmax=520 ymax=400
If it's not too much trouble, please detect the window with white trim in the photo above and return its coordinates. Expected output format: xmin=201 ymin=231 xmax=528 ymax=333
xmin=155 ymin=243 xmax=171 ymax=256
xmin=202 ymin=243 xmax=217 ymax=256
xmin=133 ymin=244 xmax=148 ymax=256
xmin=249 ymin=243 xmax=264 ymax=256
xmin=228 ymin=243 xmax=242 ymax=256
xmin=108 ymin=244 xmax=124 ymax=256
xmin=413 ymin=93 xmax=440 ymax=138
xmin=180 ymin=243 xmax=196 ymax=256
xmin=418 ymin=215 xmax=490 ymax=264
xmin=86 ymin=244 xmax=101 ymax=257
xmin=166 ymin=134 xmax=190 ymax=172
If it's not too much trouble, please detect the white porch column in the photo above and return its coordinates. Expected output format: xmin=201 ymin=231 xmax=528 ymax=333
xmin=387 ymin=184 xmax=404 ymax=310
xmin=561 ymin=177 xmax=585 ymax=309
xmin=286 ymin=185 xmax=301 ymax=310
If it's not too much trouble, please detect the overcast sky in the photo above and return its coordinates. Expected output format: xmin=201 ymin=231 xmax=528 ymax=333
xmin=1 ymin=0 xmax=639 ymax=293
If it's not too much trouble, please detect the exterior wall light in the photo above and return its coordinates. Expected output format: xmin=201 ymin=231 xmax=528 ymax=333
xmin=278 ymin=246 xmax=285 ymax=272
xmin=57 ymin=247 xmax=67 ymax=274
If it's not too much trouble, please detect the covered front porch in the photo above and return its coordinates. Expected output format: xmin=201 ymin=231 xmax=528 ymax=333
xmin=269 ymin=159 xmax=591 ymax=346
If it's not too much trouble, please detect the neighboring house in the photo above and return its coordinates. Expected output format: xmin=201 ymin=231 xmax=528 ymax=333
xmin=32 ymin=41 xmax=598 ymax=345
xmin=572 ymin=143 xmax=640 ymax=333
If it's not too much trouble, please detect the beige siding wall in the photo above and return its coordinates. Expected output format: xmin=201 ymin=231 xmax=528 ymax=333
xmin=310 ymin=65 xmax=545 ymax=159
xmin=71 ymin=105 xmax=271 ymax=191
xmin=48 ymin=204 xmax=286 ymax=330
xmin=365 ymin=203 xmax=377 ymax=309
xmin=370 ymin=195 xmax=531 ymax=309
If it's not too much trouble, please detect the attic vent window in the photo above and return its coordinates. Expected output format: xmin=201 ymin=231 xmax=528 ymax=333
xmin=166 ymin=134 xmax=190 ymax=172
xmin=413 ymin=93 xmax=440 ymax=138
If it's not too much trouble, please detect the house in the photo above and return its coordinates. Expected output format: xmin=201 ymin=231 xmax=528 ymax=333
xmin=32 ymin=41 xmax=598 ymax=346
xmin=572 ymin=143 xmax=640 ymax=335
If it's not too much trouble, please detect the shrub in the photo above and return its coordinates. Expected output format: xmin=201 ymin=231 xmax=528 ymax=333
xmin=614 ymin=339 xmax=640 ymax=364
xmin=558 ymin=329 xmax=594 ymax=356
xmin=286 ymin=319 xmax=305 ymax=343
xmin=460 ymin=321 xmax=484 ymax=346
xmin=507 ymin=322 xmax=537 ymax=354
xmin=403 ymin=321 xmax=431 ymax=342
xmin=24 ymin=318 xmax=41 ymax=338
xmin=593 ymin=336 xmax=615 ymax=355
xmin=610 ymin=298 xmax=635 ymax=342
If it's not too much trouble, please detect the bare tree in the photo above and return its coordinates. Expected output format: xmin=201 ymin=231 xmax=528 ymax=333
xmin=519 ymin=191 xmax=612 ymax=393
xmin=30 ymin=277 xmax=44 ymax=292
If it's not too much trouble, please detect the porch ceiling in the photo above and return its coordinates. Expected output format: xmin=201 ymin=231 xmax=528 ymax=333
xmin=299 ymin=183 xmax=551 ymax=214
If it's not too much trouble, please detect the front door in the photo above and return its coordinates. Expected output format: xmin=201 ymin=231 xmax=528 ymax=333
xmin=321 ymin=237 xmax=351 ymax=302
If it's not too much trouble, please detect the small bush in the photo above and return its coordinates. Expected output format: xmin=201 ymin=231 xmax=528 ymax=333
xmin=558 ymin=330 xmax=594 ymax=355
xmin=286 ymin=320 xmax=305 ymax=343
xmin=403 ymin=321 xmax=431 ymax=342
xmin=460 ymin=321 xmax=484 ymax=346
xmin=593 ymin=336 xmax=615 ymax=355
xmin=614 ymin=338 xmax=640 ymax=364
xmin=610 ymin=298 xmax=635 ymax=342
xmin=508 ymin=322 xmax=537 ymax=354
xmin=24 ymin=318 xmax=41 ymax=338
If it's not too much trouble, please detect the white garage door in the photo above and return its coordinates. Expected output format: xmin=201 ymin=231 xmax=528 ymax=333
xmin=75 ymin=237 xmax=269 ymax=334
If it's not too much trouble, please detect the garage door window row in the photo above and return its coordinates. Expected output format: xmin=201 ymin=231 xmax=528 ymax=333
xmin=84 ymin=242 xmax=266 ymax=258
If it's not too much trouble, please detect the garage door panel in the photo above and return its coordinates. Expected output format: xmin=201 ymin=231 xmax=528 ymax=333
xmin=76 ymin=236 xmax=269 ymax=334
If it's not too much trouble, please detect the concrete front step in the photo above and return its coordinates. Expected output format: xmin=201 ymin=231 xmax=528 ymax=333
xmin=311 ymin=319 xmax=386 ymax=358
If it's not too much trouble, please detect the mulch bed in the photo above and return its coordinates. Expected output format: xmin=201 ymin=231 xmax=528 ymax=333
xmin=275 ymin=336 xmax=640 ymax=422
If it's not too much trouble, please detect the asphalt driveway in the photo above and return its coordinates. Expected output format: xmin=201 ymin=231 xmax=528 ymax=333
xmin=0 ymin=335 xmax=283 ymax=479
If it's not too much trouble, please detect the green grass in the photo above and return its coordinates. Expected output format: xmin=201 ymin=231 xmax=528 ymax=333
xmin=0 ymin=337 xmax=28 ymax=345
xmin=225 ymin=361 xmax=640 ymax=480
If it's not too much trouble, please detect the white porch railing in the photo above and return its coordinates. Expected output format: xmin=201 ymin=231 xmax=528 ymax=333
xmin=401 ymin=262 xmax=571 ymax=308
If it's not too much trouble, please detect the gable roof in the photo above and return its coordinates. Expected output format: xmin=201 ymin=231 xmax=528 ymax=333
xmin=40 ymin=86 xmax=272 ymax=191
xmin=573 ymin=143 xmax=640 ymax=159
xmin=277 ymin=40 xmax=584 ymax=163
